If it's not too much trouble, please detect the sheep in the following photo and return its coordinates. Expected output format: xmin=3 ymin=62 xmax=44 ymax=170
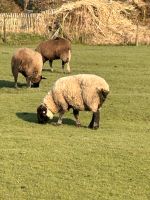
xmin=37 ymin=74 xmax=109 ymax=129
xmin=11 ymin=48 xmax=46 ymax=88
xmin=35 ymin=37 xmax=71 ymax=73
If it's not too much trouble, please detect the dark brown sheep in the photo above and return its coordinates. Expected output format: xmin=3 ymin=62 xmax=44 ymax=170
xmin=35 ymin=37 xmax=71 ymax=73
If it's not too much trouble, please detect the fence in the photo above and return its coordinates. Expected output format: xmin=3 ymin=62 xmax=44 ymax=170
xmin=0 ymin=10 xmax=54 ymax=36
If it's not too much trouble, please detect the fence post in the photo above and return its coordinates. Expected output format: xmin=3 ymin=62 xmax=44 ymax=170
xmin=3 ymin=17 xmax=7 ymax=43
xmin=135 ymin=20 xmax=139 ymax=46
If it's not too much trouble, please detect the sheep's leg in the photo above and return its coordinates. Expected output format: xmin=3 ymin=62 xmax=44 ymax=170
xmin=12 ymin=69 xmax=18 ymax=88
xmin=88 ymin=110 xmax=100 ymax=130
xmin=26 ymin=77 xmax=31 ymax=88
xmin=66 ymin=50 xmax=71 ymax=73
xmin=73 ymin=109 xmax=81 ymax=127
xmin=93 ymin=110 xmax=100 ymax=129
xmin=49 ymin=60 xmax=53 ymax=72
xmin=14 ymin=74 xmax=18 ymax=88
xmin=57 ymin=111 xmax=65 ymax=125
xmin=62 ymin=61 xmax=65 ymax=73
xmin=66 ymin=62 xmax=71 ymax=73
xmin=62 ymin=61 xmax=70 ymax=73
xmin=88 ymin=113 xmax=94 ymax=128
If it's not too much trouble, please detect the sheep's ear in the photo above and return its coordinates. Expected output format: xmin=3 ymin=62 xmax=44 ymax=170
xmin=41 ymin=76 xmax=47 ymax=79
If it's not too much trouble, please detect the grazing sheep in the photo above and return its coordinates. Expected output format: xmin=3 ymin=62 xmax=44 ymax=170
xmin=37 ymin=74 xmax=109 ymax=129
xmin=35 ymin=37 xmax=71 ymax=73
xmin=11 ymin=48 xmax=46 ymax=88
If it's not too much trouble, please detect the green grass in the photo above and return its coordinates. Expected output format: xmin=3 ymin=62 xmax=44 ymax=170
xmin=0 ymin=44 xmax=150 ymax=200
xmin=0 ymin=33 xmax=47 ymax=45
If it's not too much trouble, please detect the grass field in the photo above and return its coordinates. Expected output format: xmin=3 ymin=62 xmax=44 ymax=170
xmin=0 ymin=44 xmax=150 ymax=200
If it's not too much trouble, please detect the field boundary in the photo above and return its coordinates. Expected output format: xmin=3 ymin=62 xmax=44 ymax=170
xmin=1 ymin=0 xmax=150 ymax=45
xmin=0 ymin=10 xmax=54 ymax=35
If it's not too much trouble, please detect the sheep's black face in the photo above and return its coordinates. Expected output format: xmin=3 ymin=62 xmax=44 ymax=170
xmin=31 ymin=76 xmax=41 ymax=88
xmin=31 ymin=76 xmax=46 ymax=88
xmin=32 ymin=82 xmax=40 ymax=88
xmin=37 ymin=105 xmax=49 ymax=124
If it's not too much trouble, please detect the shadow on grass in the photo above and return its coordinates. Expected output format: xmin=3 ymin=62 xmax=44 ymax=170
xmin=0 ymin=80 xmax=14 ymax=88
xmin=16 ymin=112 xmax=87 ymax=127
xmin=16 ymin=112 xmax=38 ymax=123
xmin=0 ymin=80 xmax=26 ymax=88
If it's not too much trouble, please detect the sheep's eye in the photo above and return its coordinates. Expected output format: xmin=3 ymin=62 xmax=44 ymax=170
xmin=43 ymin=111 xmax=46 ymax=114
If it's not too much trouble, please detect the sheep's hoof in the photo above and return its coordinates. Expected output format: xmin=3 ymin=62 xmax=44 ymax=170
xmin=93 ymin=126 xmax=99 ymax=130
xmin=53 ymin=122 xmax=62 ymax=126
xmin=88 ymin=124 xmax=99 ymax=130
xmin=88 ymin=123 xmax=93 ymax=129
xmin=27 ymin=85 xmax=31 ymax=88
xmin=76 ymin=123 xmax=81 ymax=127
xmin=14 ymin=84 xmax=18 ymax=89
xmin=57 ymin=123 xmax=62 ymax=126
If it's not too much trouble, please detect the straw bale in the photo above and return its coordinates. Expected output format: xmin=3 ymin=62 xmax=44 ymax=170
xmin=47 ymin=0 xmax=150 ymax=45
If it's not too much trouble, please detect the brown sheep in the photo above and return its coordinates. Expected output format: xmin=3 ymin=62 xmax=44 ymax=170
xmin=11 ymin=48 xmax=46 ymax=88
xmin=35 ymin=37 xmax=71 ymax=73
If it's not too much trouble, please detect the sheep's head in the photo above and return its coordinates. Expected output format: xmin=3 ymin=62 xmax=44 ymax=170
xmin=31 ymin=76 xmax=46 ymax=88
xmin=37 ymin=104 xmax=53 ymax=124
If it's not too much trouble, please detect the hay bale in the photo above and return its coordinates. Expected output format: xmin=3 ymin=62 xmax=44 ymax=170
xmin=46 ymin=0 xmax=150 ymax=45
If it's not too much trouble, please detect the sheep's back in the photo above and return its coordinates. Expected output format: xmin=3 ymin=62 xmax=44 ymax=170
xmin=52 ymin=76 xmax=85 ymax=111
xmin=52 ymin=74 xmax=109 ymax=112
xmin=12 ymin=48 xmax=43 ymax=74
xmin=35 ymin=38 xmax=71 ymax=60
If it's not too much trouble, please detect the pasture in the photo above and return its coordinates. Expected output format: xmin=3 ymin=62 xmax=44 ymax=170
xmin=0 ymin=44 xmax=150 ymax=200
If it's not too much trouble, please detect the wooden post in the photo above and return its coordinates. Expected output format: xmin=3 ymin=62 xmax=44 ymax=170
xmin=61 ymin=12 xmax=69 ymax=38
xmin=61 ymin=13 xmax=64 ymax=37
xmin=3 ymin=17 xmax=6 ymax=43
xmin=135 ymin=19 xmax=139 ymax=46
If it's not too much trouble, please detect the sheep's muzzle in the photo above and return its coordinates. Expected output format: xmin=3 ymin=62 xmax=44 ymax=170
xmin=31 ymin=76 xmax=41 ymax=88
xmin=37 ymin=104 xmax=49 ymax=124
xmin=32 ymin=82 xmax=40 ymax=88
xmin=32 ymin=76 xmax=46 ymax=88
